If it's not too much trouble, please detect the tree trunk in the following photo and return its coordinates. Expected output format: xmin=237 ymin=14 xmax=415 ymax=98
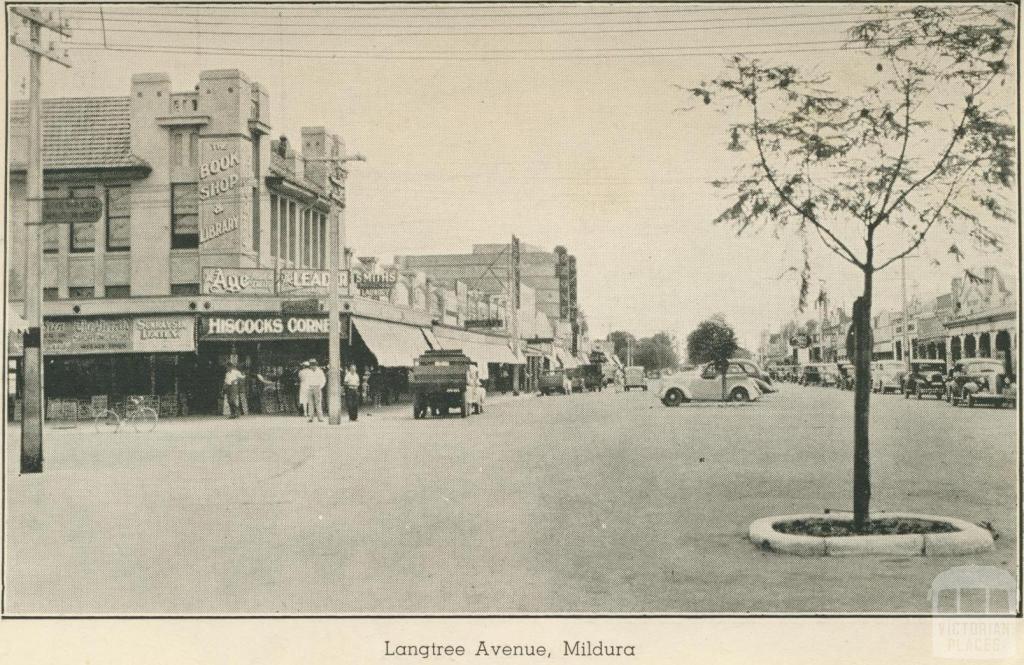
xmin=853 ymin=268 xmax=874 ymax=531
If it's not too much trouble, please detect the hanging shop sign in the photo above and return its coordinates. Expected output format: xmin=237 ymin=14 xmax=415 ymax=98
xmin=352 ymin=270 xmax=398 ymax=292
xmin=277 ymin=269 xmax=350 ymax=296
xmin=33 ymin=197 xmax=104 ymax=225
xmin=200 ymin=314 xmax=341 ymax=341
xmin=40 ymin=316 xmax=196 ymax=355
xmin=202 ymin=267 xmax=277 ymax=296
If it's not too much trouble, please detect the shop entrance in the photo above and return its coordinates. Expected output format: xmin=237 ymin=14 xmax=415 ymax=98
xmin=195 ymin=340 xmax=329 ymax=415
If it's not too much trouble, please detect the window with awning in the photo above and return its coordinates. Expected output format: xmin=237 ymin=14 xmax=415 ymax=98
xmin=352 ymin=317 xmax=433 ymax=367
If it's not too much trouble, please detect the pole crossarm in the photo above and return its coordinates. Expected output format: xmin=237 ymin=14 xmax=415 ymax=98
xmin=10 ymin=33 xmax=70 ymax=67
xmin=10 ymin=6 xmax=72 ymax=37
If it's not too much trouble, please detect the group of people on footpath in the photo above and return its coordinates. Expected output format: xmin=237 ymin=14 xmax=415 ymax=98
xmin=222 ymin=360 xmax=365 ymax=422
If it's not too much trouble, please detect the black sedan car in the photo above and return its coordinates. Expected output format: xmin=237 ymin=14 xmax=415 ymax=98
xmin=902 ymin=360 xmax=947 ymax=399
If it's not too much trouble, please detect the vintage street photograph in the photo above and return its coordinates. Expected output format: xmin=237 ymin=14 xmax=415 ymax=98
xmin=2 ymin=0 xmax=1019 ymax=629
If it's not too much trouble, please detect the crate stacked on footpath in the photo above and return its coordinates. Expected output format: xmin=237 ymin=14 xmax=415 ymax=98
xmin=37 ymin=394 xmax=188 ymax=421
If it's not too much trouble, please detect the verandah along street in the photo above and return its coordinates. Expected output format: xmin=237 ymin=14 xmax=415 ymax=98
xmin=3 ymin=385 xmax=1016 ymax=615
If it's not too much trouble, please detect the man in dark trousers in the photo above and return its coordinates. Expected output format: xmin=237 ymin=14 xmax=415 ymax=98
xmin=344 ymin=364 xmax=361 ymax=421
xmin=223 ymin=362 xmax=244 ymax=419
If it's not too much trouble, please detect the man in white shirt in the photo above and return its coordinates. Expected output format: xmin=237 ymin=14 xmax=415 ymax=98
xmin=306 ymin=359 xmax=326 ymax=422
xmin=223 ymin=362 xmax=245 ymax=418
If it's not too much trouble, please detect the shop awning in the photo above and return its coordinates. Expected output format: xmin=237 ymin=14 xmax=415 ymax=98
xmin=353 ymin=317 xmax=432 ymax=367
xmin=555 ymin=347 xmax=580 ymax=369
xmin=433 ymin=330 xmax=522 ymax=366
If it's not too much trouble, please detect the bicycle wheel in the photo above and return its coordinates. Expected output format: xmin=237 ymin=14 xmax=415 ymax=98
xmin=132 ymin=407 xmax=159 ymax=433
xmin=94 ymin=410 xmax=121 ymax=434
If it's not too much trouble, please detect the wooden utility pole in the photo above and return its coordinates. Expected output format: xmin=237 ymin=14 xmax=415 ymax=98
xmin=11 ymin=6 xmax=70 ymax=473
xmin=508 ymin=235 xmax=521 ymax=395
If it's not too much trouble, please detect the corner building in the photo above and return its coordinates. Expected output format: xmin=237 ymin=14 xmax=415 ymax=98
xmin=7 ymin=69 xmax=434 ymax=417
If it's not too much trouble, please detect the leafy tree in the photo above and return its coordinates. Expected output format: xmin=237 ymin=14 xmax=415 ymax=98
xmin=608 ymin=330 xmax=637 ymax=365
xmin=634 ymin=331 xmax=680 ymax=370
xmin=689 ymin=6 xmax=1014 ymax=529
xmin=687 ymin=316 xmax=740 ymax=399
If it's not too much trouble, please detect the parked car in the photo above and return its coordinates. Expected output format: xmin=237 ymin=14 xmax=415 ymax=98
xmin=624 ymin=366 xmax=648 ymax=391
xmin=568 ymin=368 xmax=586 ymax=393
xmin=539 ymin=369 xmax=571 ymax=396
xmin=798 ymin=364 xmax=824 ymax=386
xmin=728 ymin=358 xmax=776 ymax=394
xmin=902 ymin=360 xmax=947 ymax=399
xmin=872 ymin=360 xmax=907 ymax=394
xmin=659 ymin=362 xmax=765 ymax=406
xmin=946 ymin=358 xmax=1013 ymax=408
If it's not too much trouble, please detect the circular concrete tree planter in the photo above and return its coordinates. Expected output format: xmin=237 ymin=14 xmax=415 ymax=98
xmin=749 ymin=513 xmax=994 ymax=557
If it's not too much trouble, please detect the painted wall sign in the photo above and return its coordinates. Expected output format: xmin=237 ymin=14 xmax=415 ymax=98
xmin=200 ymin=315 xmax=339 ymax=340
xmin=198 ymin=137 xmax=251 ymax=251
xmin=40 ymin=316 xmax=196 ymax=355
xmin=202 ymin=267 xmax=277 ymax=296
xmin=132 ymin=316 xmax=196 ymax=353
xmin=277 ymin=269 xmax=350 ymax=296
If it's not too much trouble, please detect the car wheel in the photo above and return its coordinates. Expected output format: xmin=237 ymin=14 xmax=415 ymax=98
xmin=730 ymin=387 xmax=750 ymax=402
xmin=663 ymin=388 xmax=685 ymax=407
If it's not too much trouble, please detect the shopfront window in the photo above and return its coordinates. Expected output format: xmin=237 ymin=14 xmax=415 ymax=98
xmin=106 ymin=185 xmax=131 ymax=251
xmin=171 ymin=183 xmax=199 ymax=249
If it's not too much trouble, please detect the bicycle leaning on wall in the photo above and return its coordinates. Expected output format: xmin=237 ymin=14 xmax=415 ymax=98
xmin=94 ymin=396 xmax=159 ymax=434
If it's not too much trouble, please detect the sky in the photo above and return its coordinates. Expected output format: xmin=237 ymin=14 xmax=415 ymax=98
xmin=7 ymin=2 xmax=1018 ymax=350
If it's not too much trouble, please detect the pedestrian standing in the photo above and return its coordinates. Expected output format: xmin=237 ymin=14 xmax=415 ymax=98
xmin=297 ymin=361 xmax=312 ymax=418
xmin=344 ymin=364 xmax=361 ymax=421
xmin=223 ymin=362 xmax=245 ymax=419
xmin=305 ymin=359 xmax=326 ymax=422
xmin=369 ymin=367 xmax=382 ymax=408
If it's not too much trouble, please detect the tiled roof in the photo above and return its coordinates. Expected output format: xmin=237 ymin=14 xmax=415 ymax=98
xmin=10 ymin=96 xmax=149 ymax=171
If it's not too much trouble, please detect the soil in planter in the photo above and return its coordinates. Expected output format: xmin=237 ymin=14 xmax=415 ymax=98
xmin=773 ymin=517 xmax=960 ymax=537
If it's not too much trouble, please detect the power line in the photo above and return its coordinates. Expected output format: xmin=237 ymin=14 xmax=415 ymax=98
xmin=65 ymin=37 xmax=885 ymax=57
xmin=67 ymin=42 xmax=895 ymax=61
xmin=61 ymin=4 xmax=854 ymax=20
xmin=62 ymin=8 xmax=903 ymax=30
xmin=63 ymin=13 xmax=963 ymax=39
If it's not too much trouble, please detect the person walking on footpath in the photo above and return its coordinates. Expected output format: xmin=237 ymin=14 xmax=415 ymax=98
xmin=305 ymin=359 xmax=326 ymax=422
xmin=344 ymin=364 xmax=361 ymax=421
xmin=223 ymin=362 xmax=245 ymax=419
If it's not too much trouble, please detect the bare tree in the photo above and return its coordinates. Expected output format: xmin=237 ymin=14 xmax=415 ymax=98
xmin=690 ymin=5 xmax=1015 ymax=530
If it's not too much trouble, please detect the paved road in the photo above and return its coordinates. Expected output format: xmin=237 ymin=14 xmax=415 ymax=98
xmin=3 ymin=384 xmax=1017 ymax=615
